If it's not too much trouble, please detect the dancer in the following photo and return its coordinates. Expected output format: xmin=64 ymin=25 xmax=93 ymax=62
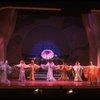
xmin=57 ymin=62 xmax=72 ymax=81
xmin=73 ymin=61 xmax=83 ymax=82
xmin=84 ymin=61 xmax=97 ymax=84
xmin=29 ymin=59 xmax=40 ymax=81
xmin=15 ymin=60 xmax=29 ymax=82
xmin=41 ymin=60 xmax=57 ymax=81
xmin=0 ymin=60 xmax=12 ymax=85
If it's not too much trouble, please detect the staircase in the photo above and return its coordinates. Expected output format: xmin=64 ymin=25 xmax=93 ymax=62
xmin=27 ymin=69 xmax=61 ymax=80
xmin=9 ymin=68 xmax=61 ymax=80
xmin=34 ymin=73 xmax=61 ymax=80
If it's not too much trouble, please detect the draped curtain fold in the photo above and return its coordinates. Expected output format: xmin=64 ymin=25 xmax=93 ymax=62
xmin=0 ymin=9 xmax=17 ymax=61
xmin=82 ymin=10 xmax=100 ymax=66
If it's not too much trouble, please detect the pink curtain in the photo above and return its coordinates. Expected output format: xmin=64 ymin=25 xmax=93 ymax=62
xmin=82 ymin=10 xmax=100 ymax=66
xmin=0 ymin=9 xmax=17 ymax=61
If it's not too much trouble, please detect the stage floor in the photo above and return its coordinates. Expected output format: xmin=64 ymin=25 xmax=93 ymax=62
xmin=0 ymin=80 xmax=100 ymax=89
xmin=0 ymin=80 xmax=100 ymax=99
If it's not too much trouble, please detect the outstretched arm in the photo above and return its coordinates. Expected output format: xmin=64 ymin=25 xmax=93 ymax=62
xmin=7 ymin=65 xmax=13 ymax=74
xmin=66 ymin=65 xmax=73 ymax=71
xmin=14 ymin=64 xmax=21 ymax=67
xmin=25 ymin=64 xmax=30 ymax=68
xmin=40 ymin=64 xmax=48 ymax=70
xmin=55 ymin=65 xmax=61 ymax=70
xmin=34 ymin=64 xmax=40 ymax=70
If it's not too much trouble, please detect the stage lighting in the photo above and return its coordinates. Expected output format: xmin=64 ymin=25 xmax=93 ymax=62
xmin=67 ymin=89 xmax=73 ymax=94
xmin=33 ymin=89 xmax=39 ymax=94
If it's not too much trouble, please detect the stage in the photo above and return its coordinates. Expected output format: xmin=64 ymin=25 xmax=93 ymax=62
xmin=0 ymin=80 xmax=100 ymax=99
xmin=0 ymin=80 xmax=100 ymax=89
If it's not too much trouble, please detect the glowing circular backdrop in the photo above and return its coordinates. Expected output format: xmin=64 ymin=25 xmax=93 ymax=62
xmin=41 ymin=49 xmax=54 ymax=60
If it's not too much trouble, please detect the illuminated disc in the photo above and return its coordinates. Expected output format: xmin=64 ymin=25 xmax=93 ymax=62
xmin=41 ymin=49 xmax=54 ymax=60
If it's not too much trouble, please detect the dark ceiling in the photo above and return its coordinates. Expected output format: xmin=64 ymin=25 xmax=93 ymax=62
xmin=0 ymin=1 xmax=100 ymax=15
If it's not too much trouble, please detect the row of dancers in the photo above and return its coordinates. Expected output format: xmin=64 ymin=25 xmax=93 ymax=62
xmin=0 ymin=59 xmax=100 ymax=85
